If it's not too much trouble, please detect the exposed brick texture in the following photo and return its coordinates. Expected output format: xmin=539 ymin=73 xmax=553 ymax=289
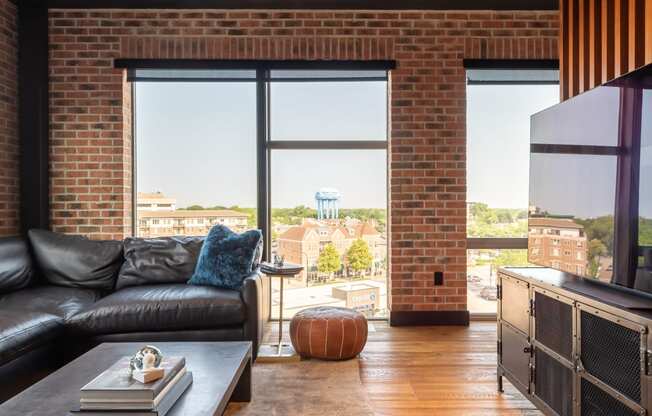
xmin=0 ymin=0 xmax=18 ymax=236
xmin=48 ymin=9 xmax=558 ymax=312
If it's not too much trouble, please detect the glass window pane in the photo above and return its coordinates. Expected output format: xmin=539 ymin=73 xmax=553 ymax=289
xmin=270 ymin=70 xmax=387 ymax=79
xmin=135 ymin=82 xmax=257 ymax=237
xmin=131 ymin=69 xmax=257 ymax=81
xmin=531 ymin=85 xmax=621 ymax=146
xmin=639 ymin=90 xmax=652 ymax=246
xmin=529 ymin=153 xmax=617 ymax=282
xmin=466 ymin=68 xmax=559 ymax=83
xmin=270 ymin=149 xmax=387 ymax=319
xmin=467 ymin=249 xmax=529 ymax=314
xmin=270 ymin=81 xmax=387 ymax=141
xmin=467 ymin=84 xmax=559 ymax=238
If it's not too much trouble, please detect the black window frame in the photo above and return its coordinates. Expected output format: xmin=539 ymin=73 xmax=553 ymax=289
xmin=464 ymin=59 xmax=560 ymax=318
xmin=464 ymin=59 xmax=560 ymax=253
xmin=122 ymin=59 xmax=395 ymax=319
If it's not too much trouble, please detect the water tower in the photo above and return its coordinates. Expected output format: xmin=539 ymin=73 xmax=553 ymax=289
xmin=315 ymin=188 xmax=341 ymax=220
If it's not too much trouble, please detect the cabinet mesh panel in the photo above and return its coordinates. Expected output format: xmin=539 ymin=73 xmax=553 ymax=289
xmin=580 ymin=311 xmax=641 ymax=403
xmin=581 ymin=378 xmax=638 ymax=416
xmin=535 ymin=349 xmax=573 ymax=416
xmin=535 ymin=292 xmax=573 ymax=360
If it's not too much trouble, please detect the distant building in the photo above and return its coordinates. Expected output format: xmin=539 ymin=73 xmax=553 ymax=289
xmin=276 ymin=218 xmax=385 ymax=284
xmin=528 ymin=217 xmax=588 ymax=276
xmin=137 ymin=192 xmax=177 ymax=211
xmin=136 ymin=192 xmax=249 ymax=237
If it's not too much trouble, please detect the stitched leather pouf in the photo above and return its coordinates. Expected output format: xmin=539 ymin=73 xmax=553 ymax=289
xmin=290 ymin=306 xmax=368 ymax=360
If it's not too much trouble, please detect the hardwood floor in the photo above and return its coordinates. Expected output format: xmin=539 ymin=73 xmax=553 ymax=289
xmin=263 ymin=321 xmax=540 ymax=415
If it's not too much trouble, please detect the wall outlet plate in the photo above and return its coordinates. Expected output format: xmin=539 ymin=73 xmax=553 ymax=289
xmin=434 ymin=271 xmax=444 ymax=285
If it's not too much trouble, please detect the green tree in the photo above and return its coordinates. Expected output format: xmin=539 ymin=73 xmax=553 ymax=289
xmin=317 ymin=244 xmax=341 ymax=277
xmin=492 ymin=250 xmax=529 ymax=267
xmin=347 ymin=239 xmax=373 ymax=277
xmin=587 ymin=238 xmax=607 ymax=278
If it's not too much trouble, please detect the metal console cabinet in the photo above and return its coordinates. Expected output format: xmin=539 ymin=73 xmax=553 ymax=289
xmin=497 ymin=267 xmax=652 ymax=416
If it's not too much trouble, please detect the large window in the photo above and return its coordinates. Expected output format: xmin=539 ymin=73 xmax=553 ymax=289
xmin=131 ymin=63 xmax=391 ymax=321
xmin=134 ymin=78 xmax=258 ymax=238
xmin=465 ymin=63 xmax=559 ymax=315
xmin=268 ymin=71 xmax=388 ymax=319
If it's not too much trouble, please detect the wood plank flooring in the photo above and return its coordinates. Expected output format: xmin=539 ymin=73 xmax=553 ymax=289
xmin=263 ymin=321 xmax=540 ymax=415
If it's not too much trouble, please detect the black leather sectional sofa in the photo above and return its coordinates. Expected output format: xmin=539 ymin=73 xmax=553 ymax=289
xmin=0 ymin=230 xmax=270 ymax=403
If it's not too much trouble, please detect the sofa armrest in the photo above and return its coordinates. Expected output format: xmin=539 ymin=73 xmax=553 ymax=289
xmin=240 ymin=269 xmax=270 ymax=361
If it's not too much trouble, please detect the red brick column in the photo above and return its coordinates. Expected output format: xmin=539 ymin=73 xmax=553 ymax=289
xmin=49 ymin=9 xmax=558 ymax=317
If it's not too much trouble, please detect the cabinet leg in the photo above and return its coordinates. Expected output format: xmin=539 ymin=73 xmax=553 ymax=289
xmin=497 ymin=373 xmax=504 ymax=393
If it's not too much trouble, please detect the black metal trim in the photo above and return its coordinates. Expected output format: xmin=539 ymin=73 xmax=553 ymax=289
xmin=268 ymin=140 xmax=387 ymax=150
xmin=256 ymin=69 xmax=270 ymax=262
xmin=267 ymin=77 xmax=388 ymax=83
xmin=115 ymin=59 xmax=397 ymax=71
xmin=463 ymin=59 xmax=560 ymax=70
xmin=43 ymin=0 xmax=558 ymax=10
xmin=19 ymin=3 xmax=49 ymax=234
xmin=467 ymin=238 xmax=528 ymax=250
xmin=131 ymin=82 xmax=137 ymax=236
xmin=530 ymin=143 xmax=622 ymax=155
xmin=467 ymin=80 xmax=560 ymax=85
xmin=613 ymin=88 xmax=643 ymax=288
xmin=129 ymin=77 xmax=259 ymax=83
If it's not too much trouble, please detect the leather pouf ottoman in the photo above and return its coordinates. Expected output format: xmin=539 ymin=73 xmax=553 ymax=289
xmin=289 ymin=306 xmax=368 ymax=360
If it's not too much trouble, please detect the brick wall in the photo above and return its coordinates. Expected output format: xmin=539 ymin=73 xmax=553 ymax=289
xmin=0 ymin=0 xmax=18 ymax=236
xmin=49 ymin=9 xmax=558 ymax=313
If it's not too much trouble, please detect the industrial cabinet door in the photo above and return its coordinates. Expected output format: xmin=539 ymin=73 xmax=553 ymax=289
xmin=501 ymin=322 xmax=531 ymax=392
xmin=500 ymin=274 xmax=530 ymax=335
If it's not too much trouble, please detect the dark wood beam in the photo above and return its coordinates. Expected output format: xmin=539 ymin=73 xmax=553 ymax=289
xmin=18 ymin=2 xmax=49 ymax=234
xmin=38 ymin=0 xmax=558 ymax=10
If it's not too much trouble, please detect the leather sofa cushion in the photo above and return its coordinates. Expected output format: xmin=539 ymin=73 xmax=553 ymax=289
xmin=0 ymin=237 xmax=34 ymax=294
xmin=28 ymin=229 xmax=123 ymax=291
xmin=0 ymin=286 xmax=100 ymax=320
xmin=67 ymin=284 xmax=246 ymax=335
xmin=0 ymin=310 xmax=63 ymax=366
xmin=116 ymin=236 xmax=204 ymax=290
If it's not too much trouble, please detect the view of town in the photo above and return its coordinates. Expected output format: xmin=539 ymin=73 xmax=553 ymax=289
xmin=137 ymin=191 xmax=619 ymax=316
xmin=466 ymin=202 xmax=615 ymax=313
xmin=136 ymin=190 xmax=388 ymax=319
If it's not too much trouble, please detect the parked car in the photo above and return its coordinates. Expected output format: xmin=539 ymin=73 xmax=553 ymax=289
xmin=480 ymin=286 xmax=498 ymax=301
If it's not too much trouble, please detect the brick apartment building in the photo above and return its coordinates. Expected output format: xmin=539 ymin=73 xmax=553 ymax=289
xmin=276 ymin=218 xmax=386 ymax=284
xmin=528 ymin=217 xmax=588 ymax=276
xmin=136 ymin=192 xmax=249 ymax=237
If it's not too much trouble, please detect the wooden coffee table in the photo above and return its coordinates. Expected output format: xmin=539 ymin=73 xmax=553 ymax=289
xmin=0 ymin=342 xmax=252 ymax=416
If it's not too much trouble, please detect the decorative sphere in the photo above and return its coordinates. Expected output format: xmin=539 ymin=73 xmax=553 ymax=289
xmin=130 ymin=345 xmax=163 ymax=373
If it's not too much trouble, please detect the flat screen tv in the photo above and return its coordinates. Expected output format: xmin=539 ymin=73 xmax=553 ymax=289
xmin=528 ymin=62 xmax=652 ymax=290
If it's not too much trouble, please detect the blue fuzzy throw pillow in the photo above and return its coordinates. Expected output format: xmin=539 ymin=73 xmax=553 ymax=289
xmin=188 ymin=225 xmax=263 ymax=290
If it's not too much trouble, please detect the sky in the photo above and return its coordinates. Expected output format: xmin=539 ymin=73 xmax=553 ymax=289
xmin=639 ymin=91 xmax=652 ymax=218
xmin=135 ymin=80 xmax=387 ymax=209
xmin=466 ymin=83 xmax=559 ymax=210
xmin=136 ymin=78 xmax=558 ymax=211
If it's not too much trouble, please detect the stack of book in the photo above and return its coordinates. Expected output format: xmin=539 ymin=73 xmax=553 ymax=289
xmin=78 ymin=356 xmax=192 ymax=416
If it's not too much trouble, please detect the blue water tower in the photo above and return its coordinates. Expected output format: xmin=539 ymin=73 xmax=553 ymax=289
xmin=315 ymin=188 xmax=341 ymax=220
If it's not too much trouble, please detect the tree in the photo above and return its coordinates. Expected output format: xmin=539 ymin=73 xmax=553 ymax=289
xmin=587 ymin=238 xmax=607 ymax=278
xmin=492 ymin=250 xmax=529 ymax=267
xmin=347 ymin=239 xmax=373 ymax=277
xmin=317 ymin=243 xmax=341 ymax=278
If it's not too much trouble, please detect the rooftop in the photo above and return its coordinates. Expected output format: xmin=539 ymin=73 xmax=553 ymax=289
xmin=529 ymin=217 xmax=584 ymax=229
xmin=139 ymin=209 xmax=248 ymax=218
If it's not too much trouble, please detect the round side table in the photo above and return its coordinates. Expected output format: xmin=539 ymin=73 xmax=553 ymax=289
xmin=257 ymin=262 xmax=304 ymax=362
